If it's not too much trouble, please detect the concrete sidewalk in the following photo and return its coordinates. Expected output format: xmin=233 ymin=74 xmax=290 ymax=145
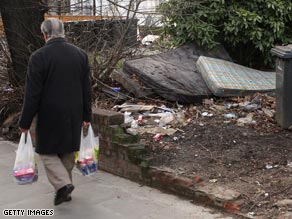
xmin=0 ymin=139 xmax=232 ymax=219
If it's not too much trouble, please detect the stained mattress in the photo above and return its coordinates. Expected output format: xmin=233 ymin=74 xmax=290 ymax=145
xmin=196 ymin=56 xmax=276 ymax=97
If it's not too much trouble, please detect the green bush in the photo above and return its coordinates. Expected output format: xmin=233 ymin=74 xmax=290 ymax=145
xmin=159 ymin=0 xmax=292 ymax=69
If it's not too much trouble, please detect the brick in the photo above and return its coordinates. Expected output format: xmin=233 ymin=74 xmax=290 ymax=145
xmin=223 ymin=201 xmax=242 ymax=213
xmin=193 ymin=191 xmax=214 ymax=205
xmin=111 ymin=142 xmax=121 ymax=151
xmin=127 ymin=145 xmax=147 ymax=164
xmin=197 ymin=185 xmax=241 ymax=202
xmin=99 ymin=125 xmax=125 ymax=137
xmin=109 ymin=125 xmax=125 ymax=135
xmin=91 ymin=108 xmax=148 ymax=184
xmin=140 ymin=157 xmax=154 ymax=168
xmin=99 ymin=139 xmax=112 ymax=149
xmin=92 ymin=108 xmax=124 ymax=127
xmin=147 ymin=169 xmax=197 ymax=199
xmin=173 ymin=176 xmax=193 ymax=189
xmin=99 ymin=156 xmax=143 ymax=182
xmin=112 ymin=134 xmax=140 ymax=144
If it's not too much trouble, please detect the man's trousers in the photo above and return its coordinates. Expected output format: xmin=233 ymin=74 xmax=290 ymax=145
xmin=40 ymin=152 xmax=75 ymax=191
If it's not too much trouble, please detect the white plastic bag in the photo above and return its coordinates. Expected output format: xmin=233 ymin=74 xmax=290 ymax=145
xmin=13 ymin=132 xmax=38 ymax=185
xmin=76 ymin=125 xmax=99 ymax=176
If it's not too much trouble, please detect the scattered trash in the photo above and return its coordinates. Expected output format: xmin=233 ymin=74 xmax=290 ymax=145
xmin=264 ymin=193 xmax=269 ymax=197
xmin=114 ymin=104 xmax=155 ymax=112
xmin=202 ymin=112 xmax=213 ymax=117
xmin=138 ymin=115 xmax=143 ymax=124
xmin=124 ymin=111 xmax=133 ymax=123
xmin=141 ymin=35 xmax=160 ymax=46
xmin=265 ymin=164 xmax=273 ymax=169
xmin=243 ymin=103 xmax=260 ymax=111
xmin=240 ymin=97 xmax=262 ymax=111
xmin=175 ymin=112 xmax=186 ymax=124
xmin=248 ymin=212 xmax=256 ymax=216
xmin=3 ymin=87 xmax=13 ymax=92
xmin=287 ymin=161 xmax=292 ymax=168
xmin=211 ymin=105 xmax=225 ymax=111
xmin=237 ymin=113 xmax=256 ymax=126
xmin=159 ymin=112 xmax=175 ymax=127
xmin=250 ymin=95 xmax=262 ymax=105
xmin=131 ymin=120 xmax=138 ymax=129
xmin=111 ymin=87 xmax=121 ymax=92
xmin=116 ymin=93 xmax=277 ymax=156
xmin=225 ymin=103 xmax=239 ymax=109
xmin=156 ymin=105 xmax=176 ymax=113
xmin=224 ymin=113 xmax=237 ymax=119
xmin=262 ymin=108 xmax=274 ymax=118
xmin=202 ymin=112 xmax=209 ymax=116
xmin=153 ymin=133 xmax=162 ymax=141
xmin=186 ymin=118 xmax=192 ymax=123
xmin=154 ymin=119 xmax=160 ymax=124
xmin=209 ymin=179 xmax=218 ymax=183
xmin=126 ymin=128 xmax=138 ymax=135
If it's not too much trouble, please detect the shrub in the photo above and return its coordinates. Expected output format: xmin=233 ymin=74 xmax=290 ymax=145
xmin=159 ymin=0 xmax=292 ymax=69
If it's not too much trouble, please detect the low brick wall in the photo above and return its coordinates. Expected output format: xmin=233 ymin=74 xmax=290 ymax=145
xmin=92 ymin=108 xmax=150 ymax=182
xmin=92 ymin=108 xmax=247 ymax=218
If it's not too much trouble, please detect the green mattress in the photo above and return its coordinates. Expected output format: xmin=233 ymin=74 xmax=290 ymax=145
xmin=196 ymin=56 xmax=276 ymax=97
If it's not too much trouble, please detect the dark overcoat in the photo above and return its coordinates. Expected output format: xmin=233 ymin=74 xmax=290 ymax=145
xmin=19 ymin=38 xmax=92 ymax=154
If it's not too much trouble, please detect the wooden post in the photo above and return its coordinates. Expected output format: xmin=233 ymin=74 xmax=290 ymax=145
xmin=93 ymin=0 xmax=96 ymax=16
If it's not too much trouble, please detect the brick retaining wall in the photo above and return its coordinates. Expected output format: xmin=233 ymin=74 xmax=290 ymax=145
xmin=92 ymin=108 xmax=149 ymax=182
xmin=29 ymin=108 xmax=247 ymax=218
xmin=91 ymin=108 xmax=248 ymax=217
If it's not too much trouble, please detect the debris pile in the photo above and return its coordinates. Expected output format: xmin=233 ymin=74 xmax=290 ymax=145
xmin=197 ymin=93 xmax=278 ymax=133
xmin=113 ymin=93 xmax=279 ymax=144
xmin=113 ymin=104 xmax=186 ymax=138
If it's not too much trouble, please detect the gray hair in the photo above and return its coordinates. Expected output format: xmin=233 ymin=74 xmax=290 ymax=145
xmin=41 ymin=18 xmax=65 ymax=40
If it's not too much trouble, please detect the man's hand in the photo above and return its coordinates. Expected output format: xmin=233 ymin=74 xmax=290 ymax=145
xmin=19 ymin=128 xmax=29 ymax=133
xmin=83 ymin=121 xmax=90 ymax=127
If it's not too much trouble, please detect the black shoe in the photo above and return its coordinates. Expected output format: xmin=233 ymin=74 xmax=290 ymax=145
xmin=65 ymin=194 xmax=72 ymax=202
xmin=54 ymin=184 xmax=74 ymax=206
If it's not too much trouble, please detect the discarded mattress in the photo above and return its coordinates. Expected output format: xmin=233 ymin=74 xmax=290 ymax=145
xmin=196 ymin=56 xmax=276 ymax=97
xmin=123 ymin=43 xmax=232 ymax=103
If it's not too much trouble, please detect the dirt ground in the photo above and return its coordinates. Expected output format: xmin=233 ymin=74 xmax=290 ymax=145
xmin=139 ymin=94 xmax=292 ymax=218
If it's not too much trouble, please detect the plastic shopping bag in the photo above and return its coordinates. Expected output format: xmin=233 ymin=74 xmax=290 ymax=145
xmin=13 ymin=132 xmax=38 ymax=185
xmin=76 ymin=125 xmax=99 ymax=176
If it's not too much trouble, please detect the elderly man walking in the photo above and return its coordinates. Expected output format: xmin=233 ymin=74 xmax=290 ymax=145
xmin=19 ymin=18 xmax=92 ymax=205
